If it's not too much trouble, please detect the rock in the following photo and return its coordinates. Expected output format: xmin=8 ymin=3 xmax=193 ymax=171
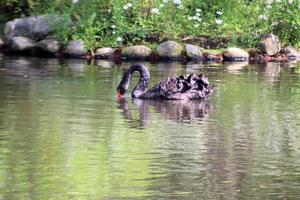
xmin=185 ymin=44 xmax=203 ymax=60
xmin=283 ymin=46 xmax=300 ymax=61
xmin=10 ymin=36 xmax=36 ymax=51
xmin=121 ymin=45 xmax=151 ymax=59
xmin=37 ymin=39 xmax=61 ymax=53
xmin=63 ymin=40 xmax=85 ymax=57
xmin=223 ymin=47 xmax=249 ymax=61
xmin=157 ymin=41 xmax=183 ymax=58
xmin=4 ymin=15 xmax=64 ymax=41
xmin=95 ymin=47 xmax=116 ymax=58
xmin=258 ymin=34 xmax=281 ymax=56
xmin=203 ymin=53 xmax=223 ymax=63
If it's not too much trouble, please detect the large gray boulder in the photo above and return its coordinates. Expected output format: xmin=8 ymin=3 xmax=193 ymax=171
xmin=63 ymin=40 xmax=85 ymax=57
xmin=185 ymin=44 xmax=203 ymax=60
xmin=157 ymin=41 xmax=183 ymax=58
xmin=4 ymin=15 xmax=65 ymax=41
xmin=10 ymin=36 xmax=36 ymax=51
xmin=223 ymin=47 xmax=249 ymax=61
xmin=258 ymin=34 xmax=281 ymax=56
xmin=283 ymin=46 xmax=300 ymax=61
xmin=121 ymin=45 xmax=151 ymax=59
xmin=37 ymin=39 xmax=61 ymax=53
xmin=95 ymin=47 xmax=116 ymax=58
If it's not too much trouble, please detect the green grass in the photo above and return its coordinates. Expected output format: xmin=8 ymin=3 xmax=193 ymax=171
xmin=1 ymin=0 xmax=300 ymax=51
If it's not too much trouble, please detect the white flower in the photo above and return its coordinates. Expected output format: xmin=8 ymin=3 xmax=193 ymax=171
xmin=215 ymin=18 xmax=223 ymax=25
xmin=151 ymin=8 xmax=160 ymax=14
xmin=196 ymin=18 xmax=202 ymax=22
xmin=123 ymin=5 xmax=128 ymax=10
xmin=159 ymin=4 xmax=165 ymax=8
xmin=266 ymin=0 xmax=274 ymax=4
xmin=258 ymin=14 xmax=267 ymax=20
xmin=116 ymin=37 xmax=123 ymax=42
xmin=196 ymin=8 xmax=201 ymax=13
xmin=288 ymin=0 xmax=293 ymax=5
xmin=111 ymin=25 xmax=116 ymax=29
xmin=194 ymin=23 xmax=199 ymax=28
xmin=188 ymin=16 xmax=193 ymax=21
xmin=266 ymin=4 xmax=272 ymax=9
xmin=193 ymin=15 xmax=199 ymax=20
xmin=178 ymin=5 xmax=184 ymax=9
xmin=196 ymin=13 xmax=201 ymax=16
xmin=163 ymin=0 xmax=168 ymax=3
xmin=216 ymin=11 xmax=223 ymax=15
xmin=108 ymin=9 xmax=112 ymax=13
xmin=72 ymin=0 xmax=78 ymax=3
xmin=112 ymin=31 xmax=116 ymax=34
xmin=173 ymin=0 xmax=182 ymax=5
xmin=127 ymin=3 xmax=132 ymax=7
xmin=271 ymin=21 xmax=278 ymax=26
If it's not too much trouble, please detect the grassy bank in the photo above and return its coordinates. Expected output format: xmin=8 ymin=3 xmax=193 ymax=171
xmin=1 ymin=0 xmax=300 ymax=51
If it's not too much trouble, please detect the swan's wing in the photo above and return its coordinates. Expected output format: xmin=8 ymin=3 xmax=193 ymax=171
xmin=141 ymin=74 xmax=213 ymax=100
xmin=143 ymin=76 xmax=183 ymax=99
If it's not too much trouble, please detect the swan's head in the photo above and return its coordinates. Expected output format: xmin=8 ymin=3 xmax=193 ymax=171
xmin=117 ymin=72 xmax=131 ymax=98
xmin=117 ymin=85 xmax=126 ymax=98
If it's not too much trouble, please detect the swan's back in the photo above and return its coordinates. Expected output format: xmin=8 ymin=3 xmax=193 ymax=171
xmin=139 ymin=74 xmax=213 ymax=100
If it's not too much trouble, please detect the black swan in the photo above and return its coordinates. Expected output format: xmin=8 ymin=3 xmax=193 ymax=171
xmin=117 ymin=64 xmax=214 ymax=100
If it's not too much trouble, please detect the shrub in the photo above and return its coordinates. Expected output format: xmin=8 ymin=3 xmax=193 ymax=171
xmin=1 ymin=0 xmax=299 ymax=49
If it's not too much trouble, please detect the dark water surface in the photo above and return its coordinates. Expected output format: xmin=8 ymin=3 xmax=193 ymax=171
xmin=0 ymin=55 xmax=300 ymax=199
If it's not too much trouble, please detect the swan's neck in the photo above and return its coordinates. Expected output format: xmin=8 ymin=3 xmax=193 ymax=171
xmin=119 ymin=64 xmax=150 ymax=98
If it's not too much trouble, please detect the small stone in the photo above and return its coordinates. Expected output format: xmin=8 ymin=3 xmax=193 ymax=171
xmin=157 ymin=41 xmax=183 ymax=58
xmin=95 ymin=47 xmax=116 ymax=58
xmin=223 ymin=47 xmax=249 ymax=61
xmin=37 ymin=39 xmax=61 ymax=53
xmin=204 ymin=53 xmax=223 ymax=62
xmin=121 ymin=45 xmax=151 ymax=59
xmin=185 ymin=44 xmax=203 ymax=60
xmin=258 ymin=34 xmax=281 ymax=56
xmin=10 ymin=36 xmax=36 ymax=51
xmin=63 ymin=40 xmax=85 ymax=57
xmin=283 ymin=46 xmax=300 ymax=61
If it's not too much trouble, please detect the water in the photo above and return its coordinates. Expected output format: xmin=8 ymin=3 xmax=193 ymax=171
xmin=0 ymin=55 xmax=300 ymax=199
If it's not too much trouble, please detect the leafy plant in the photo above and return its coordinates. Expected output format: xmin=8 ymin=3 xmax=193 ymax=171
xmin=1 ymin=0 xmax=300 ymax=49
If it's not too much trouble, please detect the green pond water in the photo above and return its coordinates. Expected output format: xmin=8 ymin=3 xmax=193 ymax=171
xmin=0 ymin=55 xmax=300 ymax=200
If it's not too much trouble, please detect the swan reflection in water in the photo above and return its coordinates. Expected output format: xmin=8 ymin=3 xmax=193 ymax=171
xmin=117 ymin=98 xmax=212 ymax=128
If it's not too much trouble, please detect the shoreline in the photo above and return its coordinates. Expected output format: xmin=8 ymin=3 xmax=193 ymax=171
xmin=0 ymin=45 xmax=298 ymax=65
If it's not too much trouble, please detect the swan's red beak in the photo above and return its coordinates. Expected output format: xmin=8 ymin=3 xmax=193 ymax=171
xmin=117 ymin=91 xmax=123 ymax=99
